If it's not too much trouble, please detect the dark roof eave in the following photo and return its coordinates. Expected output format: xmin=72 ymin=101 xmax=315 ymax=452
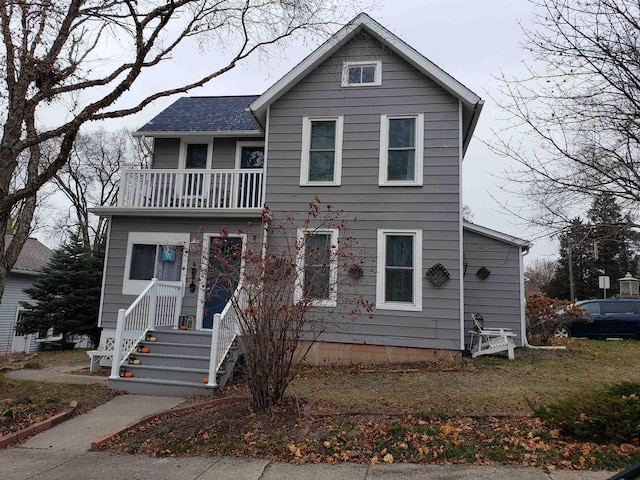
xmin=132 ymin=130 xmax=263 ymax=138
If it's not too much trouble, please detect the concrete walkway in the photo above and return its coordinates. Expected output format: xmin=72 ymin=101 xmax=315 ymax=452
xmin=1 ymin=365 xmax=616 ymax=480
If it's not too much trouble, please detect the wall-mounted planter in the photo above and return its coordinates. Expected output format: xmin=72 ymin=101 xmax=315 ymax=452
xmin=426 ymin=263 xmax=450 ymax=287
xmin=477 ymin=266 xmax=491 ymax=280
xmin=348 ymin=264 xmax=364 ymax=280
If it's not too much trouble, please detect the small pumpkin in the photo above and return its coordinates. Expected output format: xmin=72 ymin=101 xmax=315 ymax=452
xmin=202 ymin=377 xmax=209 ymax=384
xmin=132 ymin=359 xmax=141 ymax=365
xmin=180 ymin=325 xmax=188 ymax=330
xmin=140 ymin=347 xmax=150 ymax=353
xmin=123 ymin=371 xmax=134 ymax=378
xmin=148 ymin=336 xmax=157 ymax=342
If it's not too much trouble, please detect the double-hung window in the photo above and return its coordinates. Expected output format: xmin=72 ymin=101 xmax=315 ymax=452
xmin=376 ymin=230 xmax=422 ymax=311
xmin=123 ymin=232 xmax=189 ymax=295
xmin=295 ymin=228 xmax=338 ymax=307
xmin=300 ymin=117 xmax=343 ymax=186
xmin=379 ymin=114 xmax=424 ymax=186
xmin=342 ymin=61 xmax=382 ymax=87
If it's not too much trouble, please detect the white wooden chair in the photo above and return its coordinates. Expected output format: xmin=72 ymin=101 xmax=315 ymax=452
xmin=468 ymin=313 xmax=516 ymax=360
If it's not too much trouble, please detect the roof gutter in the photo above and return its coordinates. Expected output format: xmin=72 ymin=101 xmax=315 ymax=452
xmin=246 ymin=107 xmax=265 ymax=132
xmin=462 ymin=100 xmax=484 ymax=155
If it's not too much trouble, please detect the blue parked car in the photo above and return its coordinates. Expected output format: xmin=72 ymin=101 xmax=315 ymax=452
xmin=555 ymin=298 xmax=640 ymax=339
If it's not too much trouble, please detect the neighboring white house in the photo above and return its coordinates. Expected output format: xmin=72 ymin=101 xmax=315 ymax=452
xmin=0 ymin=235 xmax=52 ymax=355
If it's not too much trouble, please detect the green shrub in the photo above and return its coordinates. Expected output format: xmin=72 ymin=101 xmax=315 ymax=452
xmin=534 ymin=382 xmax=640 ymax=443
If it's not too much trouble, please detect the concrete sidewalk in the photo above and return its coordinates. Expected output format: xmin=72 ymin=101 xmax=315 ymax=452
xmin=0 ymin=365 xmax=616 ymax=480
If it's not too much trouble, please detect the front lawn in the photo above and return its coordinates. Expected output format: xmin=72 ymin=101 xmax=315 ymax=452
xmin=0 ymin=350 xmax=117 ymax=439
xmin=101 ymin=340 xmax=640 ymax=471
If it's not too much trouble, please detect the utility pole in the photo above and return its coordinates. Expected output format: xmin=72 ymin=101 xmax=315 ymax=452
xmin=568 ymin=236 xmax=575 ymax=300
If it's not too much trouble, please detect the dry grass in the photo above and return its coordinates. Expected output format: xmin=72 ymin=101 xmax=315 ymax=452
xmin=0 ymin=348 xmax=117 ymax=438
xmin=0 ymin=348 xmax=90 ymax=370
xmin=288 ymin=340 xmax=640 ymax=416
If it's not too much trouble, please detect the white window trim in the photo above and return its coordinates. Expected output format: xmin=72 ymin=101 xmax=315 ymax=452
xmin=235 ymin=141 xmax=265 ymax=169
xmin=178 ymin=137 xmax=213 ymax=169
xmin=378 ymin=114 xmax=424 ymax=186
xmin=294 ymin=228 xmax=339 ymax=307
xmin=300 ymin=116 xmax=344 ymax=186
xmin=122 ymin=232 xmax=190 ymax=295
xmin=342 ymin=60 xmax=382 ymax=87
xmin=376 ymin=229 xmax=423 ymax=311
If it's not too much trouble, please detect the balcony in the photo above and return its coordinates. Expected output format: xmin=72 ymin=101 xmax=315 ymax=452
xmin=93 ymin=169 xmax=265 ymax=218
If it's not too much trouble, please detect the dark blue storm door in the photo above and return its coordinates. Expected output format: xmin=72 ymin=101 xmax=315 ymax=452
xmin=202 ymin=236 xmax=243 ymax=329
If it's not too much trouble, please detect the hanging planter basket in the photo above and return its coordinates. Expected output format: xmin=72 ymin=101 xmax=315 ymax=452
xmin=426 ymin=263 xmax=450 ymax=288
xmin=477 ymin=266 xmax=491 ymax=280
xmin=348 ymin=264 xmax=364 ymax=280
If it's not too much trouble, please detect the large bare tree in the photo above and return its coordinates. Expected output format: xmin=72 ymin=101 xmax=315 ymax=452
xmin=0 ymin=0 xmax=353 ymax=301
xmin=492 ymin=0 xmax=640 ymax=230
xmin=50 ymin=129 xmax=147 ymax=252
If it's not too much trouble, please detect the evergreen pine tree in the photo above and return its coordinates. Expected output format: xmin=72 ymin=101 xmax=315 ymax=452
xmin=17 ymin=231 xmax=103 ymax=348
xmin=545 ymin=218 xmax=596 ymax=300
xmin=588 ymin=193 xmax=639 ymax=296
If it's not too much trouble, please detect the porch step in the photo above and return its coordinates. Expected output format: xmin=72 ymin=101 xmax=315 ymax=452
xmin=107 ymin=328 xmax=239 ymax=397
xmin=137 ymin=341 xmax=211 ymax=356
xmin=108 ymin=377 xmax=217 ymax=397
xmin=148 ymin=328 xmax=211 ymax=345
xmin=121 ymin=364 xmax=208 ymax=383
xmin=128 ymin=352 xmax=210 ymax=369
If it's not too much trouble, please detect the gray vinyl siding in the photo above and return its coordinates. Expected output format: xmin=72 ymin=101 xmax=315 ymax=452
xmin=151 ymin=137 xmax=264 ymax=170
xmin=463 ymin=230 xmax=524 ymax=345
xmin=152 ymin=138 xmax=180 ymax=169
xmin=99 ymin=216 xmax=262 ymax=330
xmin=265 ymin=31 xmax=462 ymax=351
xmin=0 ymin=273 xmax=41 ymax=355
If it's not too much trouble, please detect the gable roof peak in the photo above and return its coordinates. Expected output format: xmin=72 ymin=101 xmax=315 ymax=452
xmin=249 ymin=12 xmax=483 ymax=154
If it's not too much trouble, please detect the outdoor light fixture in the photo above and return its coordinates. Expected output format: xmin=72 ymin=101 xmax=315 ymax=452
xmin=189 ymin=262 xmax=197 ymax=293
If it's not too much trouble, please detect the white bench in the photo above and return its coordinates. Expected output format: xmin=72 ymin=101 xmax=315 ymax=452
xmin=87 ymin=349 xmax=113 ymax=372
xmin=468 ymin=313 xmax=516 ymax=360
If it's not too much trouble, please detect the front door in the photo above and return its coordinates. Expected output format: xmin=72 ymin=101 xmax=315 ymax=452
xmin=11 ymin=311 xmax=30 ymax=353
xmin=202 ymin=236 xmax=243 ymax=329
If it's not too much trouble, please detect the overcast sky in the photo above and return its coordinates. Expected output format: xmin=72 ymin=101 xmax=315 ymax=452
xmin=83 ymin=0 xmax=554 ymax=263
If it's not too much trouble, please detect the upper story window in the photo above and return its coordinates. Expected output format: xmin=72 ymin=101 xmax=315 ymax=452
xmin=379 ymin=114 xmax=424 ymax=186
xmin=300 ymin=116 xmax=344 ymax=186
xmin=179 ymin=138 xmax=213 ymax=169
xmin=342 ymin=60 xmax=382 ymax=87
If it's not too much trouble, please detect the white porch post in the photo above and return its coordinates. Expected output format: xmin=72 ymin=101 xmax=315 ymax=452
xmin=148 ymin=278 xmax=158 ymax=330
xmin=207 ymin=313 xmax=221 ymax=387
xmin=110 ymin=309 xmax=126 ymax=379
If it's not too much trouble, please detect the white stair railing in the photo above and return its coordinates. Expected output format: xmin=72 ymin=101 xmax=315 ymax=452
xmin=207 ymin=284 xmax=247 ymax=387
xmin=109 ymin=279 xmax=184 ymax=379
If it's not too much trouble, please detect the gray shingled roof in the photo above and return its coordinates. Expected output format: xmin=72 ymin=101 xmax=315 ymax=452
xmin=6 ymin=235 xmax=52 ymax=274
xmin=137 ymin=96 xmax=261 ymax=133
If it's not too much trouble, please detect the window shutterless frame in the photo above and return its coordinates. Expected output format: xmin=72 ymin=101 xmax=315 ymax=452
xmin=300 ymin=116 xmax=344 ymax=186
xmin=379 ymin=114 xmax=424 ymax=186
xmin=122 ymin=232 xmax=189 ymax=295
xmin=294 ymin=228 xmax=339 ymax=307
xmin=341 ymin=60 xmax=382 ymax=87
xmin=376 ymin=229 xmax=422 ymax=311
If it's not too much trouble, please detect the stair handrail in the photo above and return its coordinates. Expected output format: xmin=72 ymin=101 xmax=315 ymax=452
xmin=207 ymin=283 xmax=246 ymax=387
xmin=109 ymin=278 xmax=184 ymax=379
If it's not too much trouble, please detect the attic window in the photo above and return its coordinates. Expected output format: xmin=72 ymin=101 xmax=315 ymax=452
xmin=342 ymin=61 xmax=382 ymax=87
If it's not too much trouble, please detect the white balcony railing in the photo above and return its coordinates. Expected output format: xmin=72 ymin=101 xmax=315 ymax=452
xmin=118 ymin=168 xmax=264 ymax=210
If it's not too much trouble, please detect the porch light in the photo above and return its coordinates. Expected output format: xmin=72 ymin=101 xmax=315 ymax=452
xmin=189 ymin=262 xmax=197 ymax=293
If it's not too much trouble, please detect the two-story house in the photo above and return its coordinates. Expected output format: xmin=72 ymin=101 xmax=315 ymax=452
xmin=93 ymin=13 xmax=530 ymax=396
